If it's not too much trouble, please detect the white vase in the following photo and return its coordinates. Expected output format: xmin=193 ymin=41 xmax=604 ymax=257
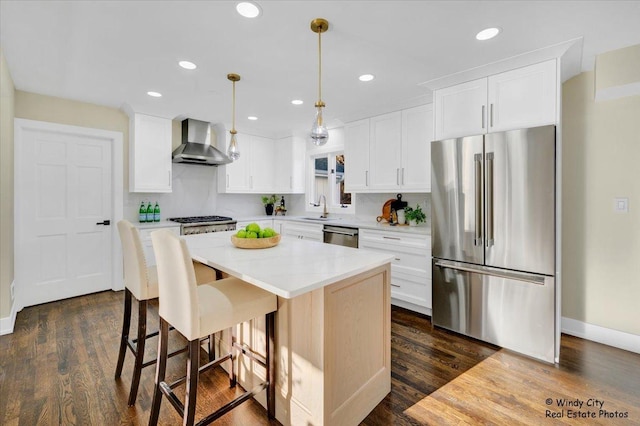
xmin=409 ymin=219 xmax=417 ymax=227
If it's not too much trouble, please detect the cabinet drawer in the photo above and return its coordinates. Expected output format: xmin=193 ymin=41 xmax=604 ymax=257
xmin=360 ymin=229 xmax=430 ymax=250
xmin=391 ymin=278 xmax=432 ymax=308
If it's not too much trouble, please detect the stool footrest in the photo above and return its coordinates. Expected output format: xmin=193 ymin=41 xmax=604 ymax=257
xmin=195 ymin=382 xmax=269 ymax=426
xmin=167 ymin=353 xmax=232 ymax=389
xmin=232 ymin=341 xmax=267 ymax=368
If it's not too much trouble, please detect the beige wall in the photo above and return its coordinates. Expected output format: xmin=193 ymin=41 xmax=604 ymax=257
xmin=562 ymin=71 xmax=640 ymax=335
xmin=0 ymin=48 xmax=15 ymax=319
xmin=595 ymin=44 xmax=640 ymax=92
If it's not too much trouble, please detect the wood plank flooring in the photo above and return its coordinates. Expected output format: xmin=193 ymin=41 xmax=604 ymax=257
xmin=1 ymin=290 xmax=639 ymax=425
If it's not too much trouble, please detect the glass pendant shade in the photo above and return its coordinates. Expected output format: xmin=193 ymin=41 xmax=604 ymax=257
xmin=310 ymin=106 xmax=329 ymax=146
xmin=227 ymin=132 xmax=240 ymax=160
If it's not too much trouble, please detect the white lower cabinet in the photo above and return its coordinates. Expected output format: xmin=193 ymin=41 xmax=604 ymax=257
xmin=359 ymin=229 xmax=431 ymax=311
xmin=138 ymin=226 xmax=180 ymax=266
xmin=280 ymin=221 xmax=323 ymax=242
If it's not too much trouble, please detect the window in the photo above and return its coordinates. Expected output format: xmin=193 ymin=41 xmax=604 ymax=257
xmin=308 ymin=151 xmax=354 ymax=214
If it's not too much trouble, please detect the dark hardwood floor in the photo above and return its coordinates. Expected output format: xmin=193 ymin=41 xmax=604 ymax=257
xmin=1 ymin=290 xmax=639 ymax=425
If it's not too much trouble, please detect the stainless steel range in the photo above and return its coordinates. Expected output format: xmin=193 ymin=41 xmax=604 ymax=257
xmin=168 ymin=215 xmax=236 ymax=235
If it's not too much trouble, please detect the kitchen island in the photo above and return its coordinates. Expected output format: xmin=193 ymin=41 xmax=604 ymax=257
xmin=183 ymin=231 xmax=394 ymax=426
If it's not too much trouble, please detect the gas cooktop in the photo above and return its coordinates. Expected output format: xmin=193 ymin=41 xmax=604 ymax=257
xmin=168 ymin=215 xmax=234 ymax=224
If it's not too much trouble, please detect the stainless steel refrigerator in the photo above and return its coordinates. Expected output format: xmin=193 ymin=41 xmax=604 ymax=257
xmin=431 ymin=125 xmax=557 ymax=363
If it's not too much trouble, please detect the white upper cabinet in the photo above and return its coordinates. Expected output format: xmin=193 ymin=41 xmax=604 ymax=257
xmin=434 ymin=59 xmax=557 ymax=140
xmin=344 ymin=118 xmax=370 ymax=191
xmin=129 ymin=113 xmax=172 ymax=193
xmin=434 ymin=78 xmax=487 ymax=140
xmin=217 ymin=133 xmax=275 ymax=193
xmin=487 ymin=60 xmax=557 ymax=132
xmin=274 ymin=136 xmax=305 ymax=194
xmin=369 ymin=112 xmax=402 ymax=190
xmin=345 ymin=105 xmax=433 ymax=193
xmin=402 ymin=104 xmax=433 ymax=191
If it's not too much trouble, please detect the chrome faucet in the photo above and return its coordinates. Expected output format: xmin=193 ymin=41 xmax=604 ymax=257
xmin=311 ymin=194 xmax=329 ymax=218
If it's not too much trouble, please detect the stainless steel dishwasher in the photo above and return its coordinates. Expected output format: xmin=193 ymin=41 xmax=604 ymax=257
xmin=323 ymin=225 xmax=359 ymax=248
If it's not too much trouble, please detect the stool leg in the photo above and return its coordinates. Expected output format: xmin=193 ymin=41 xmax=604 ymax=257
xmin=228 ymin=327 xmax=236 ymax=387
xmin=115 ymin=288 xmax=132 ymax=379
xmin=266 ymin=312 xmax=276 ymax=420
xmin=128 ymin=298 xmax=148 ymax=406
xmin=149 ymin=318 xmax=169 ymax=426
xmin=183 ymin=339 xmax=200 ymax=426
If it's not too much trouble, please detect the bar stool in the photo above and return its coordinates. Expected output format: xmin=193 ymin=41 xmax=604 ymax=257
xmin=149 ymin=229 xmax=277 ymax=426
xmin=114 ymin=220 xmax=216 ymax=406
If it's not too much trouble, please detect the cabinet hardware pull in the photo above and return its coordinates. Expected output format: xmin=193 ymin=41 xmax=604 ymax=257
xmin=397 ymin=168 xmax=400 ymax=185
xmin=390 ymin=284 xmax=401 ymax=288
xmin=401 ymin=168 xmax=405 ymax=185
xmin=383 ymin=236 xmax=401 ymax=240
xmin=226 ymin=174 xmax=229 ymax=188
xmin=394 ymin=257 xmax=401 ymax=261
xmin=490 ymin=103 xmax=494 ymax=127
xmin=474 ymin=153 xmax=483 ymax=246
xmin=365 ymin=170 xmax=369 ymax=186
xmin=96 ymin=220 xmax=111 ymax=226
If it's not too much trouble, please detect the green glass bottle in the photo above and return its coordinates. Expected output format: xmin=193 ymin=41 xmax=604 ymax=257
xmin=153 ymin=202 xmax=160 ymax=222
xmin=139 ymin=201 xmax=146 ymax=223
xmin=146 ymin=202 xmax=154 ymax=223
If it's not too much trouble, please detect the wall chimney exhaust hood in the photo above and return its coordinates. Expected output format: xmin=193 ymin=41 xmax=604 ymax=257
xmin=172 ymin=118 xmax=232 ymax=165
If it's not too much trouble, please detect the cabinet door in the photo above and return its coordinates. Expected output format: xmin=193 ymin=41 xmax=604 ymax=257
xmin=488 ymin=60 xmax=557 ymax=132
xmin=250 ymin=135 xmax=275 ymax=192
xmin=369 ymin=112 xmax=402 ymax=191
xmin=274 ymin=137 xmax=305 ymax=193
xmin=434 ymin=78 xmax=487 ymax=140
xmin=401 ymin=104 xmax=433 ymax=191
xmin=344 ymin=119 xmax=370 ymax=191
xmin=219 ymin=134 xmax=251 ymax=192
xmin=130 ymin=114 xmax=172 ymax=192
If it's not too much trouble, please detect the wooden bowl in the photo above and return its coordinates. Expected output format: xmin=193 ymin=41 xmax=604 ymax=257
xmin=231 ymin=234 xmax=281 ymax=249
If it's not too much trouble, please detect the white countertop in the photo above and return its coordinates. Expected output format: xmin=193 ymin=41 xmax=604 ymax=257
xmin=135 ymin=220 xmax=181 ymax=230
xmin=237 ymin=215 xmax=431 ymax=236
xmin=183 ymin=231 xmax=394 ymax=299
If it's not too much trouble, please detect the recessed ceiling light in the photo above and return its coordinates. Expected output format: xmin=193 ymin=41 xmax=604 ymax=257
xmin=248 ymin=116 xmax=258 ymax=121
xmin=291 ymin=99 xmax=304 ymax=105
xmin=178 ymin=60 xmax=197 ymax=70
xmin=147 ymin=91 xmax=162 ymax=98
xmin=236 ymin=1 xmax=262 ymax=18
xmin=359 ymin=74 xmax=375 ymax=82
xmin=476 ymin=27 xmax=501 ymax=41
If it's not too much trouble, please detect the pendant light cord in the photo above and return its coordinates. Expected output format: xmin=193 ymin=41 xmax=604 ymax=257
xmin=318 ymin=30 xmax=322 ymax=104
xmin=232 ymin=80 xmax=236 ymax=132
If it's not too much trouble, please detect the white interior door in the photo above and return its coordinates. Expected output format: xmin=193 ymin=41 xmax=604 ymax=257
xmin=15 ymin=119 xmax=122 ymax=307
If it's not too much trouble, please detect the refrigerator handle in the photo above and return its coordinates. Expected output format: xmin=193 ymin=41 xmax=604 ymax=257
xmin=434 ymin=260 xmax=546 ymax=286
xmin=474 ymin=153 xmax=483 ymax=246
xmin=486 ymin=152 xmax=495 ymax=247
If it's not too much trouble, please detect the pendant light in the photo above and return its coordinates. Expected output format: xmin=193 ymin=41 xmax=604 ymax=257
xmin=227 ymin=73 xmax=241 ymax=160
xmin=310 ymin=18 xmax=329 ymax=146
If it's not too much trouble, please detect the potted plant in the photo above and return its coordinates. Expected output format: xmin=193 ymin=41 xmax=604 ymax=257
xmin=261 ymin=194 xmax=278 ymax=216
xmin=404 ymin=204 xmax=426 ymax=226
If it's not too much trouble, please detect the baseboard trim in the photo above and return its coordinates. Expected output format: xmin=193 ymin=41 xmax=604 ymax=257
xmin=0 ymin=299 xmax=17 ymax=336
xmin=562 ymin=316 xmax=640 ymax=354
xmin=391 ymin=298 xmax=432 ymax=317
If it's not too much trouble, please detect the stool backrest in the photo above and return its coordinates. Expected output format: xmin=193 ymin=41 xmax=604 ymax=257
xmin=117 ymin=220 xmax=151 ymax=300
xmin=151 ymin=229 xmax=199 ymax=339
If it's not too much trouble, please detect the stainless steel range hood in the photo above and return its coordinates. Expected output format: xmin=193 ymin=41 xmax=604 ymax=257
xmin=172 ymin=118 xmax=232 ymax=165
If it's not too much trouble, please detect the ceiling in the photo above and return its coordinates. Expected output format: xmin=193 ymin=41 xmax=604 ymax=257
xmin=2 ymin=1 xmax=639 ymax=139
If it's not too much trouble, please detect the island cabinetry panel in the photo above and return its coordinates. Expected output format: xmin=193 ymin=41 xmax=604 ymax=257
xmin=345 ymin=106 xmax=432 ymax=193
xmin=434 ymin=59 xmax=557 ymax=140
xmin=217 ymin=133 xmax=275 ymax=193
xmin=129 ymin=113 xmax=172 ymax=193
xmin=214 ymin=264 xmax=391 ymax=426
xmin=360 ymin=229 xmax=431 ymax=310
xmin=280 ymin=221 xmax=323 ymax=242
